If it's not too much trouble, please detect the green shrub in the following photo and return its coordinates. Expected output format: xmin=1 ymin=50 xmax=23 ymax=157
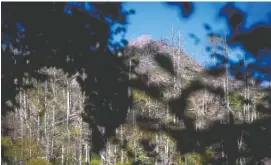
xmin=229 ymin=92 xmax=244 ymax=111
xmin=184 ymin=110 xmax=196 ymax=119
xmin=1 ymin=136 xmax=14 ymax=161
xmin=26 ymin=158 xmax=52 ymax=165
xmin=71 ymin=128 xmax=81 ymax=136
xmin=132 ymin=89 xmax=149 ymax=102
xmin=1 ymin=137 xmax=43 ymax=164
xmin=176 ymin=150 xmax=214 ymax=165
xmin=90 ymin=155 xmax=101 ymax=165
xmin=115 ymin=160 xmax=133 ymax=165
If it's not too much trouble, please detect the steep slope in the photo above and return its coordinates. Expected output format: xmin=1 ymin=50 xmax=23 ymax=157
xmin=128 ymin=35 xmax=202 ymax=83
xmin=125 ymin=35 xmax=249 ymax=129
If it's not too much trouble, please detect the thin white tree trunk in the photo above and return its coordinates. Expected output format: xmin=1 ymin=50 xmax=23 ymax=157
xmin=184 ymin=154 xmax=188 ymax=165
xmin=165 ymin=105 xmax=169 ymax=164
xmin=61 ymin=145 xmax=64 ymax=165
xmin=29 ymin=125 xmax=32 ymax=160
xmin=51 ymin=74 xmax=56 ymax=160
xmin=37 ymin=82 xmax=40 ymax=143
xmin=155 ymin=135 xmax=159 ymax=165
xmin=85 ymin=143 xmax=88 ymax=164
xmin=120 ymin=124 xmax=124 ymax=164
xmin=114 ymin=145 xmax=117 ymax=165
xmin=107 ymin=141 xmax=111 ymax=165
xmin=66 ymin=80 xmax=70 ymax=162
xmin=247 ymin=81 xmax=251 ymax=123
xmin=19 ymin=91 xmax=24 ymax=139
xmin=224 ymin=32 xmax=230 ymax=118
xmin=44 ymin=80 xmax=50 ymax=160
xmin=67 ymin=81 xmax=70 ymax=128
xmin=165 ymin=139 xmax=169 ymax=164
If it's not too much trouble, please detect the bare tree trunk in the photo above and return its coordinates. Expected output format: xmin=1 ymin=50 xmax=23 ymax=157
xmin=19 ymin=91 xmax=24 ymax=139
xmin=61 ymin=145 xmax=64 ymax=165
xmin=44 ymin=80 xmax=50 ymax=160
xmin=165 ymin=105 xmax=169 ymax=164
xmin=133 ymin=113 xmax=137 ymax=162
xmin=85 ymin=143 xmax=89 ymax=164
xmin=29 ymin=125 xmax=32 ymax=160
xmin=37 ymin=81 xmax=41 ymax=143
xmin=237 ymin=130 xmax=245 ymax=165
xmin=198 ymin=85 xmax=207 ymax=130
xmin=66 ymin=80 xmax=70 ymax=162
xmin=184 ymin=154 xmax=188 ymax=165
xmin=224 ymin=32 xmax=230 ymax=117
xmin=51 ymin=73 xmax=56 ymax=161
xmin=107 ymin=141 xmax=111 ymax=165
xmin=66 ymin=81 xmax=70 ymax=129
xmin=165 ymin=139 xmax=169 ymax=164
xmin=251 ymin=81 xmax=257 ymax=122
xmin=155 ymin=135 xmax=158 ymax=165
xmin=114 ymin=145 xmax=117 ymax=165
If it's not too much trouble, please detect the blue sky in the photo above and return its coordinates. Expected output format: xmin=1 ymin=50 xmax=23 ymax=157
xmin=123 ymin=2 xmax=271 ymax=66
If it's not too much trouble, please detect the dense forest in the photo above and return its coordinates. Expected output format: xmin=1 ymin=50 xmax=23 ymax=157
xmin=2 ymin=2 xmax=271 ymax=165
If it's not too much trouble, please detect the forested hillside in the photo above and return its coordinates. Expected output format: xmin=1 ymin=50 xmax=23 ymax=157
xmin=2 ymin=2 xmax=271 ymax=165
xmin=2 ymin=34 xmax=269 ymax=165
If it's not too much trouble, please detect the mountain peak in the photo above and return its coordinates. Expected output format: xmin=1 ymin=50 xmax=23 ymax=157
xmin=128 ymin=34 xmax=203 ymax=74
xmin=130 ymin=35 xmax=152 ymax=48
